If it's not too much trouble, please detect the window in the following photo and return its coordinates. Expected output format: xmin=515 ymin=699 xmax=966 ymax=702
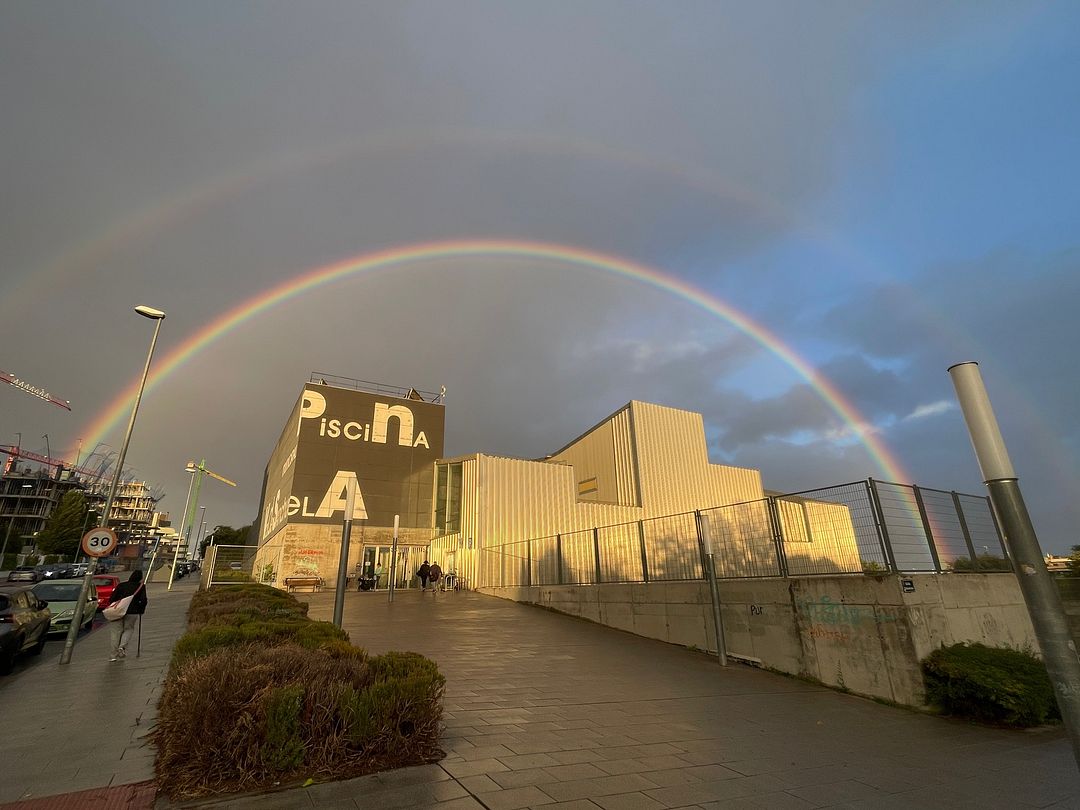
xmin=434 ymin=462 xmax=462 ymax=535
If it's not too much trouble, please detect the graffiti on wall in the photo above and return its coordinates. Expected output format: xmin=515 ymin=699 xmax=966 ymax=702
xmin=798 ymin=596 xmax=898 ymax=643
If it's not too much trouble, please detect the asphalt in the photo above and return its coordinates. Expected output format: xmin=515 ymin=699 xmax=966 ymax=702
xmin=3 ymin=580 xmax=1079 ymax=809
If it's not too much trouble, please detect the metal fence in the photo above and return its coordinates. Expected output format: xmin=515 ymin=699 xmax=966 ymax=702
xmin=202 ymin=543 xmax=264 ymax=589
xmin=479 ymin=479 xmax=1008 ymax=588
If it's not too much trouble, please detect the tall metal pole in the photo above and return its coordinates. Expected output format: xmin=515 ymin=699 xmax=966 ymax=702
xmin=167 ymin=466 xmax=196 ymax=588
xmin=61 ymin=306 xmax=164 ymax=665
xmin=949 ymin=361 xmax=1080 ymax=768
xmin=388 ymin=514 xmax=399 ymax=603
xmin=695 ymin=511 xmax=727 ymax=666
xmin=170 ymin=463 xmax=204 ymax=590
xmin=332 ymin=481 xmax=356 ymax=627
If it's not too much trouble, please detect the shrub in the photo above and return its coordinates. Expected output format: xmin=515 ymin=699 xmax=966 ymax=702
xmin=187 ymin=584 xmax=308 ymax=629
xmin=171 ymin=619 xmax=349 ymax=671
xmin=156 ymin=584 xmax=444 ymax=799
xmin=921 ymin=642 xmax=1060 ymax=727
xmin=951 ymin=555 xmax=1011 ymax=572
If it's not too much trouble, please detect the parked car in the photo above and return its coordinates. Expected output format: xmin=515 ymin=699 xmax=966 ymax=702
xmin=42 ymin=564 xmax=76 ymax=579
xmin=32 ymin=579 xmax=97 ymax=635
xmin=0 ymin=585 xmax=51 ymax=674
xmin=6 ymin=566 xmax=44 ymax=583
xmin=92 ymin=574 xmax=120 ymax=610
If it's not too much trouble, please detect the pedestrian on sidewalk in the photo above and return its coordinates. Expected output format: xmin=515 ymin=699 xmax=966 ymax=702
xmin=107 ymin=570 xmax=148 ymax=662
xmin=416 ymin=560 xmax=431 ymax=591
xmin=428 ymin=561 xmax=442 ymax=594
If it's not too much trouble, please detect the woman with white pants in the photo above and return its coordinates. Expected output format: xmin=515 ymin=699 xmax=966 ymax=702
xmin=107 ymin=570 xmax=148 ymax=661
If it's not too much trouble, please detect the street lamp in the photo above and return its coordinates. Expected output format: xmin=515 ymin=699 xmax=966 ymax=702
xmin=61 ymin=305 xmax=165 ymax=665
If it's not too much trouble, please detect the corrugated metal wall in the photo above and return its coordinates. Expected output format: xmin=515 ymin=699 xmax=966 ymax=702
xmin=548 ymin=405 xmax=639 ymax=506
xmin=432 ymin=401 xmax=773 ymax=588
xmin=631 ymin=401 xmax=763 ymax=515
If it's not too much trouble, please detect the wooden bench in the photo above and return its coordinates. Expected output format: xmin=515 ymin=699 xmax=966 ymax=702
xmin=284 ymin=576 xmax=323 ymax=593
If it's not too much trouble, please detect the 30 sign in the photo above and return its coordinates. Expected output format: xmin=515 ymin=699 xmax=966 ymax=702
xmin=81 ymin=528 xmax=118 ymax=558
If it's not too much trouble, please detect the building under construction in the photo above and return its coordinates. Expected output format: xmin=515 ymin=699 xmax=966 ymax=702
xmin=0 ymin=445 xmax=165 ymax=558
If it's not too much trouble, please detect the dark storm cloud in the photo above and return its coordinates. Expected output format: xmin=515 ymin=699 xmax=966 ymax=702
xmin=0 ymin=0 xmax=1067 ymax=553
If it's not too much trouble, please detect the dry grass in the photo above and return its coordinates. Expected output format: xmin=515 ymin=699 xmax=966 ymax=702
xmin=155 ymin=586 xmax=444 ymax=799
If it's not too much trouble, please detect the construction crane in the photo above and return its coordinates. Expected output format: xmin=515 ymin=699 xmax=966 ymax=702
xmin=0 ymin=444 xmax=105 ymax=481
xmin=0 ymin=370 xmax=71 ymax=410
xmin=168 ymin=458 xmax=237 ymax=589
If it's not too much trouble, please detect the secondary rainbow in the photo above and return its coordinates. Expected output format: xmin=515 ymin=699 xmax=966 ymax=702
xmin=79 ymin=238 xmax=909 ymax=482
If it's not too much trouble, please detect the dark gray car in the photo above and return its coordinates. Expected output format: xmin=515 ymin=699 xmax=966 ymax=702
xmin=0 ymin=585 xmax=51 ymax=674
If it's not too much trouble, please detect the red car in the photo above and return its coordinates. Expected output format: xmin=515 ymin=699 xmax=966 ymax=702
xmin=93 ymin=575 xmax=120 ymax=610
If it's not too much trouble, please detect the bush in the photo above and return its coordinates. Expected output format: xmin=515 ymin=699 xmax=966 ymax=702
xmin=187 ymin=584 xmax=309 ymax=629
xmin=156 ymin=584 xmax=444 ymax=799
xmin=951 ymin=555 xmax=1011 ymax=572
xmin=921 ymin=642 xmax=1060 ymax=727
xmin=171 ymin=618 xmax=349 ymax=671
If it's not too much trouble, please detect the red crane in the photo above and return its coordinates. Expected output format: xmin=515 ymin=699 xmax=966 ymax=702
xmin=0 ymin=370 xmax=71 ymax=410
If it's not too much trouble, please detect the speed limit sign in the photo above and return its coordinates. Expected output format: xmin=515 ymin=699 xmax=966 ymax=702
xmin=81 ymin=527 xmax=118 ymax=558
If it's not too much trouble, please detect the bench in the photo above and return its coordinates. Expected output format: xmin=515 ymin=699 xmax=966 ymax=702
xmin=284 ymin=576 xmax=323 ymax=593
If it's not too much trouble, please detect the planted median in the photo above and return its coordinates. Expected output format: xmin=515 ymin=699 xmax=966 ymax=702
xmin=154 ymin=584 xmax=445 ymax=800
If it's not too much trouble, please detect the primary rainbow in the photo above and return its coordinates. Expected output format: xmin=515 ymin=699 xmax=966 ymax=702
xmin=79 ymin=238 xmax=909 ymax=482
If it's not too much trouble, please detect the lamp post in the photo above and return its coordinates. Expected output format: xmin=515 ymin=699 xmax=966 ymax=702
xmin=61 ymin=305 xmax=165 ymax=665
xmin=169 ymin=466 xmax=198 ymax=590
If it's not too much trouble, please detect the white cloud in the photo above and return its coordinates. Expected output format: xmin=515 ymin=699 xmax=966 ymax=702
xmin=903 ymin=400 xmax=955 ymax=421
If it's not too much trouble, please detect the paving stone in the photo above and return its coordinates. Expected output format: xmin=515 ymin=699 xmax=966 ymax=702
xmin=480 ymin=785 xmax=557 ymax=810
xmin=491 ymin=767 xmax=558 ymax=789
xmin=592 ymin=792 xmax=667 ymax=810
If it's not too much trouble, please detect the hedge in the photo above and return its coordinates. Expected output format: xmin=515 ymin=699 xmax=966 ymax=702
xmin=921 ymin=642 xmax=1060 ymax=727
xmin=155 ymin=584 xmax=444 ymax=799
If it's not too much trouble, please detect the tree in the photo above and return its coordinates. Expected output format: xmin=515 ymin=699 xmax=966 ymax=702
xmin=36 ymin=490 xmax=89 ymax=557
xmin=199 ymin=524 xmax=252 ymax=557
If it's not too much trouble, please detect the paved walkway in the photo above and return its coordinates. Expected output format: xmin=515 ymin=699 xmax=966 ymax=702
xmin=279 ymin=588 xmax=1077 ymax=810
xmin=0 ymin=577 xmax=198 ymax=808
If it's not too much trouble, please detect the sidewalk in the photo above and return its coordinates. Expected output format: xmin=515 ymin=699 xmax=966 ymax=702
xmin=289 ymin=588 xmax=1079 ymax=810
xmin=0 ymin=577 xmax=198 ymax=809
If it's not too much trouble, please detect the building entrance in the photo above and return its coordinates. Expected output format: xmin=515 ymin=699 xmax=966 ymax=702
xmin=359 ymin=544 xmax=426 ymax=589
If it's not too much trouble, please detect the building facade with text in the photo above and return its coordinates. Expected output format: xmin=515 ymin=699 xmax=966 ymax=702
xmin=253 ymin=376 xmax=444 ymax=589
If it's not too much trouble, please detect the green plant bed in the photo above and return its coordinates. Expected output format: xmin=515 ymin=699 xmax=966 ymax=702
xmin=921 ymin=642 xmax=1060 ymax=727
xmin=157 ymin=583 xmax=445 ymax=799
xmin=187 ymin=584 xmax=309 ymax=629
xmin=155 ymin=644 xmax=444 ymax=798
xmin=171 ymin=618 xmax=351 ymax=671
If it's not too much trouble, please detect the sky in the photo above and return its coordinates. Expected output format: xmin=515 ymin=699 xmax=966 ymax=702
xmin=1 ymin=1 xmax=1078 ymax=553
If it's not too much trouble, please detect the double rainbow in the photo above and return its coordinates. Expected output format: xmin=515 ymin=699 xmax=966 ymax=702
xmin=78 ymin=238 xmax=907 ymax=482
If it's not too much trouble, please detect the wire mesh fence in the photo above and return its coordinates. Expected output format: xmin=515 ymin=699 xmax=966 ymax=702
xmin=204 ymin=543 xmax=264 ymax=588
xmin=477 ymin=479 xmax=1007 ymax=588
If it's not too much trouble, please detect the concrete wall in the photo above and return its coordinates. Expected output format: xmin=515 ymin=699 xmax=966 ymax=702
xmin=481 ymin=572 xmax=1038 ymax=708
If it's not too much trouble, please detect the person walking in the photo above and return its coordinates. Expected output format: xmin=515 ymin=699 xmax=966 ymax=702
xmin=107 ymin=570 xmax=148 ymax=662
xmin=374 ymin=562 xmax=384 ymax=589
xmin=416 ymin=559 xmax=431 ymax=591
xmin=428 ymin=561 xmax=442 ymax=594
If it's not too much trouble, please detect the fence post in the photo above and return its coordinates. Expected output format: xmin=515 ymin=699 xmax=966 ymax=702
xmin=638 ymin=520 xmax=650 ymax=583
xmin=765 ymin=497 xmax=789 ymax=577
xmin=694 ymin=510 xmax=727 ymax=666
xmin=555 ymin=533 xmax=564 ymax=585
xmin=867 ymin=479 xmax=899 ymax=572
xmin=951 ymin=491 xmax=979 ymax=564
xmin=592 ymin=527 xmax=602 ymax=584
xmin=526 ymin=539 xmax=532 ymax=587
xmin=911 ymin=485 xmax=943 ymax=572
